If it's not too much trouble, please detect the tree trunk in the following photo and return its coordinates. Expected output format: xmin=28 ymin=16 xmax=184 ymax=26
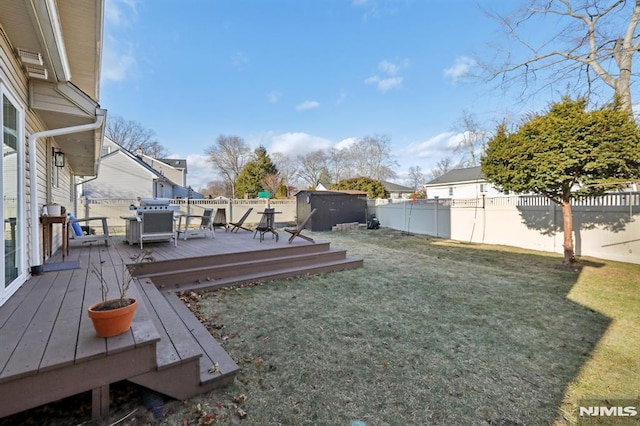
xmin=561 ymin=201 xmax=574 ymax=265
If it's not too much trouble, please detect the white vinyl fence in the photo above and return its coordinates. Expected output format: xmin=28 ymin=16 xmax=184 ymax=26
xmin=375 ymin=193 xmax=640 ymax=264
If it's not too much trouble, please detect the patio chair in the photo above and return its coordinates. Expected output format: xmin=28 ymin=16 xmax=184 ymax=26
xmin=229 ymin=208 xmax=253 ymax=232
xmin=176 ymin=208 xmax=215 ymax=241
xmin=212 ymin=208 xmax=229 ymax=232
xmin=254 ymin=208 xmax=277 ymax=242
xmin=68 ymin=214 xmax=111 ymax=246
xmin=284 ymin=208 xmax=317 ymax=243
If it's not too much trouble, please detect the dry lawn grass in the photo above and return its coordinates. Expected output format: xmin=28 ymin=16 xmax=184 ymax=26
xmin=159 ymin=228 xmax=639 ymax=425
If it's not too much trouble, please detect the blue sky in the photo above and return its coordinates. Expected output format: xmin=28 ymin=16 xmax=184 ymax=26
xmin=100 ymin=0 xmax=552 ymax=190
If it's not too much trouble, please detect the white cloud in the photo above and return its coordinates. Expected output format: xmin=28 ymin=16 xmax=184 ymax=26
xmin=378 ymin=76 xmax=403 ymax=91
xmin=102 ymin=35 xmax=136 ymax=82
xmin=335 ymin=90 xmax=348 ymax=105
xmin=104 ymin=0 xmax=137 ymax=27
xmin=444 ymin=56 xmax=477 ymax=84
xmin=379 ymin=60 xmax=399 ymax=76
xmin=295 ymin=100 xmax=320 ymax=111
xmin=232 ymin=51 xmax=249 ymax=69
xmin=102 ymin=0 xmax=138 ymax=83
xmin=268 ymin=90 xmax=282 ymax=103
xmin=352 ymin=0 xmax=381 ymax=20
xmin=365 ymin=60 xmax=405 ymax=92
xmin=183 ymin=153 xmax=218 ymax=191
xmin=405 ymin=132 xmax=462 ymax=159
xmin=334 ymin=137 xmax=358 ymax=150
xmin=269 ymin=132 xmax=333 ymax=157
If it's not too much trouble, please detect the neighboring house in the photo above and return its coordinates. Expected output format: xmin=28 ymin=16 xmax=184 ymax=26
xmin=136 ymin=149 xmax=188 ymax=188
xmin=381 ymin=180 xmax=415 ymax=200
xmin=0 ymin=0 xmax=106 ymax=305
xmin=316 ymin=181 xmax=414 ymax=200
xmin=424 ymin=166 xmax=503 ymax=199
xmin=84 ymin=138 xmax=203 ymax=199
xmin=425 ymin=166 xmax=639 ymax=200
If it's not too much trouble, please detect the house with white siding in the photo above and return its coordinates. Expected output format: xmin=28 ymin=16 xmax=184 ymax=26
xmin=424 ymin=166 xmax=503 ymax=199
xmin=0 ymin=0 xmax=106 ymax=305
xmin=382 ymin=180 xmax=415 ymax=200
xmin=84 ymin=137 xmax=201 ymax=199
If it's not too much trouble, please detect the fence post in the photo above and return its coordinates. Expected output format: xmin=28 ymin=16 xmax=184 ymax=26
xmin=434 ymin=196 xmax=439 ymax=237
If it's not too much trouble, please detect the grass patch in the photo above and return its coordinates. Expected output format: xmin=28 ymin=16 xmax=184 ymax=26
xmin=164 ymin=228 xmax=639 ymax=425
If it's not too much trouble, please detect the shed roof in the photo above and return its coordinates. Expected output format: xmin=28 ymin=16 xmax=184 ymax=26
xmin=296 ymin=190 xmax=368 ymax=196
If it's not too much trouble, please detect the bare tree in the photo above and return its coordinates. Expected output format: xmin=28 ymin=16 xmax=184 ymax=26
xmin=262 ymin=173 xmax=282 ymax=196
xmin=452 ymin=111 xmax=488 ymax=167
xmin=486 ymin=0 xmax=640 ymax=114
xmin=272 ymin=152 xmax=299 ymax=187
xmin=198 ymin=180 xmax=228 ymax=198
xmin=406 ymin=166 xmax=426 ymax=190
xmin=327 ymin=147 xmax=350 ymax=183
xmin=297 ymin=150 xmax=329 ymax=188
xmin=105 ymin=114 xmax=168 ymax=157
xmin=348 ymin=135 xmax=398 ymax=180
xmin=204 ymin=135 xmax=251 ymax=198
xmin=428 ymin=157 xmax=455 ymax=181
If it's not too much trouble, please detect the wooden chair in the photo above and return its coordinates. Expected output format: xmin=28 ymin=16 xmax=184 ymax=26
xmin=284 ymin=208 xmax=317 ymax=243
xmin=229 ymin=207 xmax=253 ymax=232
xmin=212 ymin=208 xmax=229 ymax=232
xmin=253 ymin=208 xmax=277 ymax=242
xmin=176 ymin=208 xmax=215 ymax=241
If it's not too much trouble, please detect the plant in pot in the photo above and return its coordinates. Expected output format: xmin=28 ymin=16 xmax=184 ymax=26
xmin=87 ymin=249 xmax=153 ymax=338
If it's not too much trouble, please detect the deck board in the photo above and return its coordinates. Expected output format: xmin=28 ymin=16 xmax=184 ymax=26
xmin=137 ymin=281 xmax=201 ymax=368
xmin=39 ymin=267 xmax=89 ymax=371
xmin=0 ymin=273 xmax=58 ymax=381
xmin=2 ymin=269 xmax=76 ymax=379
xmin=164 ymin=292 xmax=238 ymax=381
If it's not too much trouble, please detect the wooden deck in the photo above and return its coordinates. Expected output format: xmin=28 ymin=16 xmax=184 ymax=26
xmin=0 ymin=228 xmax=362 ymax=420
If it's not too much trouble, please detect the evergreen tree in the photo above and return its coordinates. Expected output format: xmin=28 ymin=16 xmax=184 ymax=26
xmin=235 ymin=146 xmax=278 ymax=198
xmin=482 ymin=97 xmax=640 ymax=265
xmin=329 ymin=176 xmax=389 ymax=199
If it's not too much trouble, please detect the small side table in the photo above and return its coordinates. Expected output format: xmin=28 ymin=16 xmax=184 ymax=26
xmin=40 ymin=215 xmax=69 ymax=263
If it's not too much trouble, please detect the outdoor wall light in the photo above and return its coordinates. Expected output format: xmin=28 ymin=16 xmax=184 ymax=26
xmin=53 ymin=151 xmax=65 ymax=168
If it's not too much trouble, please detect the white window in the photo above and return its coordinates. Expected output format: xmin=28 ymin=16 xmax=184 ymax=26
xmin=479 ymin=183 xmax=488 ymax=193
xmin=448 ymin=186 xmax=453 ymax=196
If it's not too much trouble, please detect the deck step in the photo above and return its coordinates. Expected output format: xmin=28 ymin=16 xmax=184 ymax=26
xmin=134 ymin=242 xmax=334 ymax=278
xmin=161 ymin=257 xmax=364 ymax=294
xmin=146 ymin=248 xmax=352 ymax=288
xmin=128 ymin=281 xmax=239 ymax=400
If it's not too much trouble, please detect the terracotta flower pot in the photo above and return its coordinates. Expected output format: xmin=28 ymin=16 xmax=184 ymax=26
xmin=87 ymin=298 xmax=138 ymax=338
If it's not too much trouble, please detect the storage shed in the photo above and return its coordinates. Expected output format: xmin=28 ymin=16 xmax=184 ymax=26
xmin=295 ymin=190 xmax=368 ymax=231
